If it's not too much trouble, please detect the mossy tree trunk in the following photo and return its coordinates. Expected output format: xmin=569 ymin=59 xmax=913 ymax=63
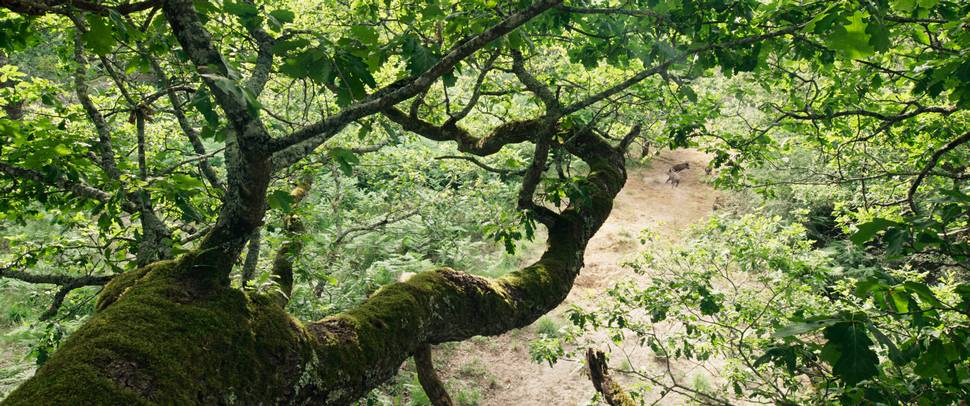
xmin=0 ymin=0 xmax=645 ymax=404
xmin=4 ymin=128 xmax=626 ymax=405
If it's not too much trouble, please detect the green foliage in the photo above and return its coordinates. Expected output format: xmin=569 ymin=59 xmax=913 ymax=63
xmin=534 ymin=316 xmax=561 ymax=338
xmin=1 ymin=0 xmax=970 ymax=401
xmin=563 ymin=208 xmax=970 ymax=404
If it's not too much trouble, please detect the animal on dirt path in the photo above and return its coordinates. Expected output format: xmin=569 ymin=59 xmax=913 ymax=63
xmin=665 ymin=170 xmax=681 ymax=187
xmin=669 ymin=162 xmax=690 ymax=172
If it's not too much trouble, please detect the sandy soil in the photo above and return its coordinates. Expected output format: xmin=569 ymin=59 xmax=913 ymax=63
xmin=435 ymin=149 xmax=719 ymax=405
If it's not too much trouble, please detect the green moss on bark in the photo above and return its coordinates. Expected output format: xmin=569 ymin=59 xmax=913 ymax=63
xmin=5 ymin=259 xmax=317 ymax=405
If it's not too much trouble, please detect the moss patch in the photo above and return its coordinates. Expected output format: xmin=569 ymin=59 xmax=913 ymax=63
xmin=5 ymin=259 xmax=315 ymax=405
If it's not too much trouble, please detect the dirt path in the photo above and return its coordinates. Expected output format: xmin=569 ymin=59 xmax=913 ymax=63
xmin=436 ymin=149 xmax=719 ymax=405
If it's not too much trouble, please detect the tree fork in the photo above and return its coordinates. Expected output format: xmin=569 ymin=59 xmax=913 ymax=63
xmin=4 ymin=129 xmax=625 ymax=405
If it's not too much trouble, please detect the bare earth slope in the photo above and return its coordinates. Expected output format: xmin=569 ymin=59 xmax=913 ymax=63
xmin=437 ymin=149 xmax=718 ymax=405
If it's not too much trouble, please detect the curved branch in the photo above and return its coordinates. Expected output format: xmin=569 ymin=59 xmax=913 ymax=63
xmin=443 ymin=51 xmax=500 ymax=127
xmin=382 ymin=107 xmax=541 ymax=156
xmin=292 ymin=128 xmax=625 ymax=402
xmin=908 ymin=130 xmax=970 ymax=214
xmin=268 ymin=0 xmax=563 ymax=160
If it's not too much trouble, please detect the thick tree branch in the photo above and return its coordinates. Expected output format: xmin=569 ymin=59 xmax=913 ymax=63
xmin=383 ymin=107 xmax=541 ymax=156
xmin=163 ymin=0 xmax=274 ymax=275
xmin=511 ymin=50 xmax=560 ymax=114
xmin=0 ymin=260 xmax=111 ymax=321
xmin=5 ymin=106 xmax=627 ymax=406
xmin=240 ymin=229 xmax=261 ymax=283
xmin=517 ymin=135 xmax=557 ymax=226
xmin=0 ymin=265 xmax=113 ymax=287
xmin=0 ymin=0 xmax=159 ymax=16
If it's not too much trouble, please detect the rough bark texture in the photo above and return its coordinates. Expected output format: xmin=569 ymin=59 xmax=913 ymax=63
xmin=414 ymin=344 xmax=454 ymax=406
xmin=4 ymin=130 xmax=625 ymax=405
xmin=0 ymin=0 xmax=640 ymax=404
xmin=587 ymin=349 xmax=636 ymax=406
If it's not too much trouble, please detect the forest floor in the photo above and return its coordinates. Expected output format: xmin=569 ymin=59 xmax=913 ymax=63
xmin=433 ymin=149 xmax=719 ymax=405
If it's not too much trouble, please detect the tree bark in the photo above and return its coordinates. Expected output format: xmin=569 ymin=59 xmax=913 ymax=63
xmin=586 ymin=349 xmax=636 ymax=406
xmin=3 ymin=130 xmax=626 ymax=405
xmin=414 ymin=344 xmax=454 ymax=406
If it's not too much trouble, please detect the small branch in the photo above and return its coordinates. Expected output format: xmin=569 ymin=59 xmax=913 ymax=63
xmin=155 ymin=147 xmax=227 ymax=177
xmin=241 ymin=228 xmax=261 ymax=284
xmin=269 ymin=177 xmax=314 ymax=303
xmin=586 ymin=349 xmax=636 ymax=406
xmin=39 ymin=284 xmax=78 ymax=321
xmin=0 ymin=263 xmax=112 ymax=321
xmin=414 ymin=344 xmax=454 ymax=406
xmin=557 ymin=5 xmax=661 ymax=18
xmin=142 ymin=50 xmax=225 ymax=191
xmin=0 ymin=266 xmax=113 ymax=287
xmin=73 ymin=30 xmax=123 ymax=181
xmin=616 ymin=124 xmax=642 ymax=153
xmin=908 ymin=130 xmax=970 ymax=214
xmin=0 ymin=162 xmax=134 ymax=211
xmin=240 ymin=0 xmax=276 ymax=95
xmin=434 ymin=155 xmax=526 ymax=175
xmin=331 ymin=210 xmax=419 ymax=247
xmin=562 ymin=23 xmax=805 ymax=115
